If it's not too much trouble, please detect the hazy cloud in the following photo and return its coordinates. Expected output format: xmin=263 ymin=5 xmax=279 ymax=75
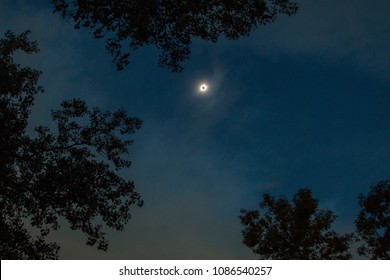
xmin=242 ymin=0 xmax=390 ymax=81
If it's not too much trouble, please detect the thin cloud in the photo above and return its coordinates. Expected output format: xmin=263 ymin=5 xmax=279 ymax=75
xmin=242 ymin=0 xmax=390 ymax=81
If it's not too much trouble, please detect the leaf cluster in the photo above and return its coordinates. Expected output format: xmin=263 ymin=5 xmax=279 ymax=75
xmin=51 ymin=0 xmax=298 ymax=72
xmin=1 ymin=31 xmax=143 ymax=259
xmin=355 ymin=180 xmax=390 ymax=259
xmin=240 ymin=189 xmax=353 ymax=259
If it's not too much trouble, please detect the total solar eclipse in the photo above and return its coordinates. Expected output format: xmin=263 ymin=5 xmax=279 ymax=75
xmin=199 ymin=84 xmax=208 ymax=92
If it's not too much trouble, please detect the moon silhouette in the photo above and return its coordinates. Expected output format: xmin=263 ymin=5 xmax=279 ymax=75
xmin=199 ymin=84 xmax=208 ymax=92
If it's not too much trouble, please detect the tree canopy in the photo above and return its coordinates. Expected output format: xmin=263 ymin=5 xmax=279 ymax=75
xmin=240 ymin=188 xmax=353 ymax=259
xmin=0 ymin=30 xmax=143 ymax=259
xmin=355 ymin=180 xmax=390 ymax=259
xmin=50 ymin=0 xmax=298 ymax=72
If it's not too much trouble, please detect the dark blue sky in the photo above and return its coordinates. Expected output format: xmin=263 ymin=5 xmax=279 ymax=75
xmin=1 ymin=0 xmax=389 ymax=259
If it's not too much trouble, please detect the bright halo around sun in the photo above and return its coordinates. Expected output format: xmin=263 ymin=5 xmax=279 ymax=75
xmin=199 ymin=83 xmax=208 ymax=93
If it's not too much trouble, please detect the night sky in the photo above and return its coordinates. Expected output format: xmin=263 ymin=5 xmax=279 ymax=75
xmin=1 ymin=0 xmax=390 ymax=259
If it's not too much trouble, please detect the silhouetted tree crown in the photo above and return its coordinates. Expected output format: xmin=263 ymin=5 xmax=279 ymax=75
xmin=50 ymin=0 xmax=298 ymax=72
xmin=0 ymin=30 xmax=143 ymax=259
xmin=240 ymin=188 xmax=353 ymax=259
xmin=355 ymin=180 xmax=390 ymax=259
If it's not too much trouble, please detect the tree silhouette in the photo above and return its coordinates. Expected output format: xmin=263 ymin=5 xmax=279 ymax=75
xmin=50 ymin=0 xmax=298 ymax=72
xmin=0 ymin=30 xmax=143 ymax=259
xmin=240 ymin=188 xmax=353 ymax=259
xmin=355 ymin=180 xmax=390 ymax=259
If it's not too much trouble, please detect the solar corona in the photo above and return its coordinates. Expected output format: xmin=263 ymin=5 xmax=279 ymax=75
xmin=199 ymin=83 xmax=208 ymax=92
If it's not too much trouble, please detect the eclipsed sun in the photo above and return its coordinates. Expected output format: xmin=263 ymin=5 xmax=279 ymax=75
xmin=199 ymin=83 xmax=208 ymax=92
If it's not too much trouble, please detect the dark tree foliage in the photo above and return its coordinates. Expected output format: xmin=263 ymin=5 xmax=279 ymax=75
xmin=50 ymin=0 xmax=298 ymax=72
xmin=240 ymin=188 xmax=353 ymax=259
xmin=355 ymin=180 xmax=390 ymax=259
xmin=0 ymin=30 xmax=143 ymax=259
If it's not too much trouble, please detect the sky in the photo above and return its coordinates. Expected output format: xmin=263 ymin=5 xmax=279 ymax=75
xmin=1 ymin=0 xmax=390 ymax=259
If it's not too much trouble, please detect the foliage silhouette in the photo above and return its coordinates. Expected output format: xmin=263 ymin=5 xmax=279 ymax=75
xmin=0 ymin=30 xmax=143 ymax=259
xmin=50 ymin=0 xmax=298 ymax=72
xmin=355 ymin=180 xmax=390 ymax=259
xmin=240 ymin=188 xmax=353 ymax=259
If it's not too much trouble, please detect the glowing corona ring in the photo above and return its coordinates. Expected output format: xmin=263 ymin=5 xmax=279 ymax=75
xmin=199 ymin=84 xmax=208 ymax=92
